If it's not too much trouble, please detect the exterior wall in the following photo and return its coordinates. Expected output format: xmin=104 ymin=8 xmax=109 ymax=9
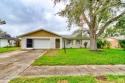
xmin=0 ymin=39 xmax=16 ymax=47
xmin=0 ymin=39 xmax=9 ymax=47
xmin=62 ymin=39 xmax=90 ymax=48
xmin=106 ymin=38 xmax=120 ymax=48
xmin=21 ymin=37 xmax=62 ymax=49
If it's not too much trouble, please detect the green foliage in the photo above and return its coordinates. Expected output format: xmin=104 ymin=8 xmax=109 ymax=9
xmin=115 ymin=16 xmax=125 ymax=35
xmin=84 ymin=42 xmax=88 ymax=48
xmin=9 ymin=76 xmax=97 ymax=83
xmin=97 ymin=40 xmax=110 ymax=49
xmin=106 ymin=75 xmax=125 ymax=82
xmin=97 ymin=39 xmax=104 ymax=48
xmin=9 ymin=75 xmax=125 ymax=83
xmin=0 ymin=47 xmax=20 ymax=53
xmin=100 ymin=27 xmax=118 ymax=38
xmin=33 ymin=48 xmax=125 ymax=65
xmin=72 ymin=29 xmax=86 ymax=37
xmin=119 ymin=40 xmax=125 ymax=50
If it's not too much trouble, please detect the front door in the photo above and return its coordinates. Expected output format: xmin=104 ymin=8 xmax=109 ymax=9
xmin=27 ymin=39 xmax=33 ymax=48
xmin=56 ymin=39 xmax=60 ymax=49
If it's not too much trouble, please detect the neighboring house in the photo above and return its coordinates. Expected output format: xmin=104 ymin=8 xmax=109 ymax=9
xmin=0 ymin=34 xmax=20 ymax=47
xmin=18 ymin=28 xmax=90 ymax=49
xmin=104 ymin=36 xmax=125 ymax=48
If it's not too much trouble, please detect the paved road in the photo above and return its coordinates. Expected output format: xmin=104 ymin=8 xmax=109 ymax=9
xmin=20 ymin=65 xmax=125 ymax=77
xmin=0 ymin=50 xmax=46 ymax=83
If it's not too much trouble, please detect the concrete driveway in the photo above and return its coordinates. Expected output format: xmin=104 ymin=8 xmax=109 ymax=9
xmin=0 ymin=50 xmax=46 ymax=83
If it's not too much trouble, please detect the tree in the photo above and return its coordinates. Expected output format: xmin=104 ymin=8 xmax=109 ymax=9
xmin=100 ymin=27 xmax=119 ymax=38
xmin=54 ymin=0 xmax=125 ymax=51
xmin=115 ymin=16 xmax=125 ymax=35
xmin=72 ymin=28 xmax=88 ymax=37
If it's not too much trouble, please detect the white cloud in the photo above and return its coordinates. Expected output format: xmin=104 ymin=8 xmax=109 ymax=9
xmin=0 ymin=0 xmax=79 ymax=37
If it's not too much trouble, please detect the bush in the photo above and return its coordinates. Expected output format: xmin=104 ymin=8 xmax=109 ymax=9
xmin=119 ymin=40 xmax=125 ymax=50
xmin=84 ymin=42 xmax=88 ymax=48
xmin=97 ymin=40 xmax=111 ymax=49
xmin=103 ymin=40 xmax=111 ymax=49
xmin=97 ymin=39 xmax=104 ymax=48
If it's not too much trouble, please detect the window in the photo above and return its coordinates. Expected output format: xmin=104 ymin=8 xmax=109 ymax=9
xmin=67 ymin=40 xmax=72 ymax=45
xmin=27 ymin=39 xmax=33 ymax=48
xmin=76 ymin=40 xmax=81 ymax=45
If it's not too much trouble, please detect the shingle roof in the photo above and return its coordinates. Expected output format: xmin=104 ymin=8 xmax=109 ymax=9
xmin=62 ymin=35 xmax=90 ymax=40
xmin=109 ymin=36 xmax=125 ymax=40
xmin=0 ymin=34 xmax=20 ymax=41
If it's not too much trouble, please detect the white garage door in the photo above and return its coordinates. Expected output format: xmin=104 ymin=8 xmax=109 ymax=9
xmin=34 ymin=39 xmax=50 ymax=49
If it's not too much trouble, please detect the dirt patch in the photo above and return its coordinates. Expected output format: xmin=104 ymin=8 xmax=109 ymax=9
xmin=98 ymin=80 xmax=115 ymax=83
xmin=57 ymin=80 xmax=68 ymax=83
xmin=45 ymin=50 xmax=57 ymax=56
xmin=96 ymin=76 xmax=107 ymax=81
xmin=96 ymin=76 xmax=115 ymax=83
xmin=90 ymin=50 xmax=104 ymax=52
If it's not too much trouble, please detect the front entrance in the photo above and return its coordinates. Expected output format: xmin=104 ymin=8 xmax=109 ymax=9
xmin=27 ymin=39 xmax=33 ymax=48
xmin=56 ymin=39 xmax=60 ymax=49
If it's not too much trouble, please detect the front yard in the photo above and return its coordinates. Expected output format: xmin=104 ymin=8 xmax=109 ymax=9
xmin=0 ymin=47 xmax=20 ymax=53
xmin=33 ymin=48 xmax=125 ymax=65
xmin=9 ymin=75 xmax=125 ymax=83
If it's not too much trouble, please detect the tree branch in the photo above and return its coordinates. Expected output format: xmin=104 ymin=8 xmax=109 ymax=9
xmin=97 ymin=11 xmax=125 ymax=37
xmin=82 ymin=13 xmax=91 ymax=28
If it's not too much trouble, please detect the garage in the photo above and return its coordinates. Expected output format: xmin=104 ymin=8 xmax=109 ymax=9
xmin=33 ymin=39 xmax=50 ymax=49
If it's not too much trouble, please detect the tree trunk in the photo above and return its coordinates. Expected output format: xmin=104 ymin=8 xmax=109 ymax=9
xmin=90 ymin=37 xmax=97 ymax=51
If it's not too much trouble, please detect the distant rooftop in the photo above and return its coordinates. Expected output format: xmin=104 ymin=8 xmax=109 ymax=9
xmin=109 ymin=36 xmax=125 ymax=40
xmin=0 ymin=33 xmax=20 ymax=41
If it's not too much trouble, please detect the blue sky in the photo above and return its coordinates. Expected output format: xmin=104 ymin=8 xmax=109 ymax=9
xmin=0 ymin=0 xmax=78 ymax=37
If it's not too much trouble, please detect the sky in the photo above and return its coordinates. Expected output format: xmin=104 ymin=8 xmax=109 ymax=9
xmin=0 ymin=0 xmax=78 ymax=37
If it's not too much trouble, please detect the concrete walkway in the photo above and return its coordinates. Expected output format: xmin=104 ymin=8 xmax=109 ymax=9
xmin=20 ymin=65 xmax=125 ymax=77
xmin=0 ymin=50 xmax=46 ymax=83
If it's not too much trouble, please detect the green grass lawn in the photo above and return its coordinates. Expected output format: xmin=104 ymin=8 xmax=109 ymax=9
xmin=33 ymin=48 xmax=125 ymax=65
xmin=0 ymin=47 xmax=20 ymax=53
xmin=9 ymin=75 xmax=125 ymax=83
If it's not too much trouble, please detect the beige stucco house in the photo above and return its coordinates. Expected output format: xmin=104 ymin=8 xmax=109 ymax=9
xmin=19 ymin=28 xmax=90 ymax=49
xmin=104 ymin=36 xmax=125 ymax=48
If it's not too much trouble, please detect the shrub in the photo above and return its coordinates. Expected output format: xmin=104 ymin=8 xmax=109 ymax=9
xmin=103 ymin=40 xmax=111 ymax=49
xmin=119 ymin=40 xmax=125 ymax=50
xmin=97 ymin=39 xmax=104 ymax=48
xmin=97 ymin=40 xmax=110 ymax=49
xmin=84 ymin=42 xmax=88 ymax=48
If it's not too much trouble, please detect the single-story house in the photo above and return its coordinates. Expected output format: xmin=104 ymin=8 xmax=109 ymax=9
xmin=0 ymin=34 xmax=20 ymax=47
xmin=18 ymin=28 xmax=90 ymax=49
xmin=104 ymin=36 xmax=125 ymax=48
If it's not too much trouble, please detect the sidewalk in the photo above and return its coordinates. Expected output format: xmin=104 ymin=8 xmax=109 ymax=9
xmin=20 ymin=65 xmax=125 ymax=77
